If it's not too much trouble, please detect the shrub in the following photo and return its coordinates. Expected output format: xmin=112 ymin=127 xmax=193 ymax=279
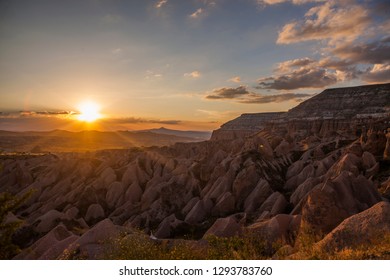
xmin=0 ymin=191 xmax=31 ymax=259
xmin=102 ymin=231 xmax=273 ymax=260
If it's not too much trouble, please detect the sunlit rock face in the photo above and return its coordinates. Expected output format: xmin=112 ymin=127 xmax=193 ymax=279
xmin=2 ymin=83 xmax=390 ymax=259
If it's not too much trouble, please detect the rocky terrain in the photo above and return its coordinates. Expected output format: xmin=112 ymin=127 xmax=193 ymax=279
xmin=212 ymin=83 xmax=390 ymax=141
xmin=1 ymin=83 xmax=390 ymax=259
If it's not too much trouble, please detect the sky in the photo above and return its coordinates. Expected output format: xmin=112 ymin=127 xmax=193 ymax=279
xmin=0 ymin=0 xmax=389 ymax=131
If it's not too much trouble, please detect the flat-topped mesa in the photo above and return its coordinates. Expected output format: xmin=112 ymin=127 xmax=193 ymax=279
xmin=211 ymin=83 xmax=390 ymax=141
xmin=211 ymin=112 xmax=285 ymax=140
xmin=287 ymin=83 xmax=390 ymax=120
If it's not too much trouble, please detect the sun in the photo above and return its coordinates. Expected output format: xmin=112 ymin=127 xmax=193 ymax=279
xmin=77 ymin=101 xmax=101 ymax=122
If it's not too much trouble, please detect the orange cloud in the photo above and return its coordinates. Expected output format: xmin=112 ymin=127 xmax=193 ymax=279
xmin=277 ymin=2 xmax=371 ymax=44
xmin=228 ymin=76 xmax=242 ymax=83
xmin=362 ymin=64 xmax=390 ymax=83
xmin=155 ymin=0 xmax=168 ymax=8
xmin=184 ymin=71 xmax=201 ymax=78
xmin=189 ymin=8 xmax=204 ymax=19
xmin=276 ymin=57 xmax=315 ymax=73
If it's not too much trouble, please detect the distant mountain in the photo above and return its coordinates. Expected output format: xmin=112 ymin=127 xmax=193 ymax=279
xmin=138 ymin=127 xmax=212 ymax=141
xmin=0 ymin=129 xmax=206 ymax=153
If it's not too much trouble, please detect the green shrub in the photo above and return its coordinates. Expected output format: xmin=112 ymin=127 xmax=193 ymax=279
xmin=102 ymin=231 xmax=273 ymax=260
xmin=0 ymin=191 xmax=31 ymax=259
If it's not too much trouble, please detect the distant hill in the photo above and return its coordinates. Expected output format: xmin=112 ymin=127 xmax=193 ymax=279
xmin=138 ymin=127 xmax=212 ymax=141
xmin=0 ymin=129 xmax=206 ymax=153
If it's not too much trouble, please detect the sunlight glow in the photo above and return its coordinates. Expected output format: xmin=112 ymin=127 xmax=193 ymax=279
xmin=77 ymin=101 xmax=101 ymax=122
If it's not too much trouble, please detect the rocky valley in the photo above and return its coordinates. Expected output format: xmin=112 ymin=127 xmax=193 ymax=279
xmin=1 ymin=83 xmax=390 ymax=260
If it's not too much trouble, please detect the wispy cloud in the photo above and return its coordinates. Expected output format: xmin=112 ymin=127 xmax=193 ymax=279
xmin=228 ymin=76 xmax=242 ymax=83
xmin=184 ymin=71 xmax=201 ymax=78
xmin=258 ymin=0 xmax=325 ymax=6
xmin=189 ymin=8 xmax=204 ymax=19
xmin=102 ymin=117 xmax=181 ymax=125
xmin=206 ymin=86 xmax=249 ymax=99
xmin=111 ymin=48 xmax=122 ymax=55
xmin=145 ymin=70 xmax=164 ymax=80
xmin=196 ymin=109 xmax=240 ymax=120
xmin=205 ymin=86 xmax=311 ymax=104
xmin=155 ymin=0 xmax=168 ymax=8
xmin=2 ymin=110 xmax=78 ymax=118
xmin=0 ymin=111 xmax=184 ymax=131
xmin=189 ymin=0 xmax=217 ymax=19
xmin=239 ymin=93 xmax=312 ymax=104
xmin=0 ymin=111 xmax=181 ymax=124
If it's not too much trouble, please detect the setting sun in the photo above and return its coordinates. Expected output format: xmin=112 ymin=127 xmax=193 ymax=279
xmin=77 ymin=101 xmax=101 ymax=122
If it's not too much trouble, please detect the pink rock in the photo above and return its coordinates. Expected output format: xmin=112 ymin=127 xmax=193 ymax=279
xmin=212 ymin=192 xmax=236 ymax=216
xmin=316 ymin=202 xmax=390 ymax=251
xmin=203 ymin=215 xmax=243 ymax=238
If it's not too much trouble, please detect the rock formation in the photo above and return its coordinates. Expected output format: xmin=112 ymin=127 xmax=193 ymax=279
xmin=1 ymin=83 xmax=389 ymax=259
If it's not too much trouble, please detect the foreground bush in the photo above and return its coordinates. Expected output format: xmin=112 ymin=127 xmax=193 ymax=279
xmin=0 ymin=191 xmax=31 ymax=259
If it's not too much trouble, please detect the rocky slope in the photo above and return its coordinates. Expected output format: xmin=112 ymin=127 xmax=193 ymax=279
xmin=1 ymin=83 xmax=390 ymax=259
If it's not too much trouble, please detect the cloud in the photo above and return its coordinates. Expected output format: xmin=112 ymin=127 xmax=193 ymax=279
xmin=277 ymin=2 xmax=371 ymax=44
xmin=102 ymin=117 xmax=181 ymax=125
xmin=189 ymin=8 xmax=204 ymax=19
xmin=331 ymin=38 xmax=390 ymax=64
xmin=276 ymin=57 xmax=315 ymax=72
xmin=257 ymin=67 xmax=338 ymax=90
xmin=0 ymin=112 xmax=184 ymax=131
xmin=111 ymin=48 xmax=122 ymax=55
xmin=196 ymin=109 xmax=239 ymax=119
xmin=199 ymin=0 xmax=217 ymax=6
xmin=260 ymin=1 xmax=389 ymax=89
xmin=155 ymin=0 xmax=168 ymax=8
xmin=205 ymin=86 xmax=312 ymax=104
xmin=361 ymin=64 xmax=390 ymax=83
xmin=228 ymin=76 xmax=241 ymax=83
xmin=145 ymin=70 xmax=163 ymax=80
xmin=0 ymin=111 xmax=181 ymax=125
xmin=14 ymin=111 xmax=77 ymax=117
xmin=189 ymin=1 xmax=217 ymax=19
xmin=184 ymin=71 xmax=201 ymax=78
xmin=239 ymin=93 xmax=312 ymax=104
xmin=317 ymin=58 xmax=363 ymax=79
xmin=205 ymin=86 xmax=250 ymax=99
xmin=258 ymin=0 xmax=325 ymax=6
